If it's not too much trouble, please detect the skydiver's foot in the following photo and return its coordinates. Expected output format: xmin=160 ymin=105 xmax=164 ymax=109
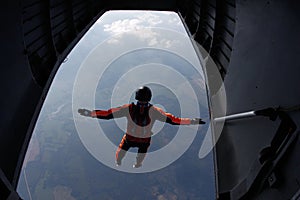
xmin=116 ymin=160 xmax=122 ymax=166
xmin=133 ymin=163 xmax=142 ymax=168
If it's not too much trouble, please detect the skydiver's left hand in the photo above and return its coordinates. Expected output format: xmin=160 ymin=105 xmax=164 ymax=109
xmin=190 ymin=118 xmax=206 ymax=125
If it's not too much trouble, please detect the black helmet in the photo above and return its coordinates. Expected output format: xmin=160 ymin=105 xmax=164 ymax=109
xmin=135 ymin=86 xmax=152 ymax=102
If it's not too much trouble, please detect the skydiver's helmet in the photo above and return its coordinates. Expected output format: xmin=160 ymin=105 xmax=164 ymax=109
xmin=135 ymin=86 xmax=152 ymax=102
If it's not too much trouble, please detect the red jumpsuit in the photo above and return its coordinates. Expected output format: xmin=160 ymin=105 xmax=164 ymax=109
xmin=90 ymin=102 xmax=193 ymax=165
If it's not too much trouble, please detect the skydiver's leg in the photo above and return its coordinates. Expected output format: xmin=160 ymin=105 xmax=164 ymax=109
xmin=134 ymin=142 xmax=150 ymax=168
xmin=116 ymin=135 xmax=130 ymax=166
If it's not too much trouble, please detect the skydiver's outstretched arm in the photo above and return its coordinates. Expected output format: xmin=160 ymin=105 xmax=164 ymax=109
xmin=78 ymin=104 xmax=131 ymax=120
xmin=151 ymin=106 xmax=205 ymax=125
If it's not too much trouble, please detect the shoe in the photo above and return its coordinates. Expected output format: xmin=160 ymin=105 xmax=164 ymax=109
xmin=133 ymin=163 xmax=142 ymax=168
xmin=116 ymin=160 xmax=122 ymax=166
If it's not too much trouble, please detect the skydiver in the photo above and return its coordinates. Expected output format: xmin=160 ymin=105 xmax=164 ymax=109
xmin=78 ymin=86 xmax=205 ymax=168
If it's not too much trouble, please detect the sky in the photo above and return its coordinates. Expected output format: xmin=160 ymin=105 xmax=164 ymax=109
xmin=50 ymin=11 xmax=196 ymax=91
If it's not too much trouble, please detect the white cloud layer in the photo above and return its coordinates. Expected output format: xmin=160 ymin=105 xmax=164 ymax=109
xmin=102 ymin=12 xmax=183 ymax=48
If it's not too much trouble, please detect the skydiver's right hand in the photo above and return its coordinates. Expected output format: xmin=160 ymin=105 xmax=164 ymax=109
xmin=78 ymin=108 xmax=92 ymax=117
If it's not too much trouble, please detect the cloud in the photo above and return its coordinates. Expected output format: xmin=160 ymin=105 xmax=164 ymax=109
xmin=168 ymin=17 xmax=181 ymax=26
xmin=102 ymin=12 xmax=181 ymax=48
xmin=103 ymin=12 xmax=164 ymax=34
xmin=103 ymin=19 xmax=142 ymax=34
xmin=136 ymin=12 xmax=163 ymax=26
